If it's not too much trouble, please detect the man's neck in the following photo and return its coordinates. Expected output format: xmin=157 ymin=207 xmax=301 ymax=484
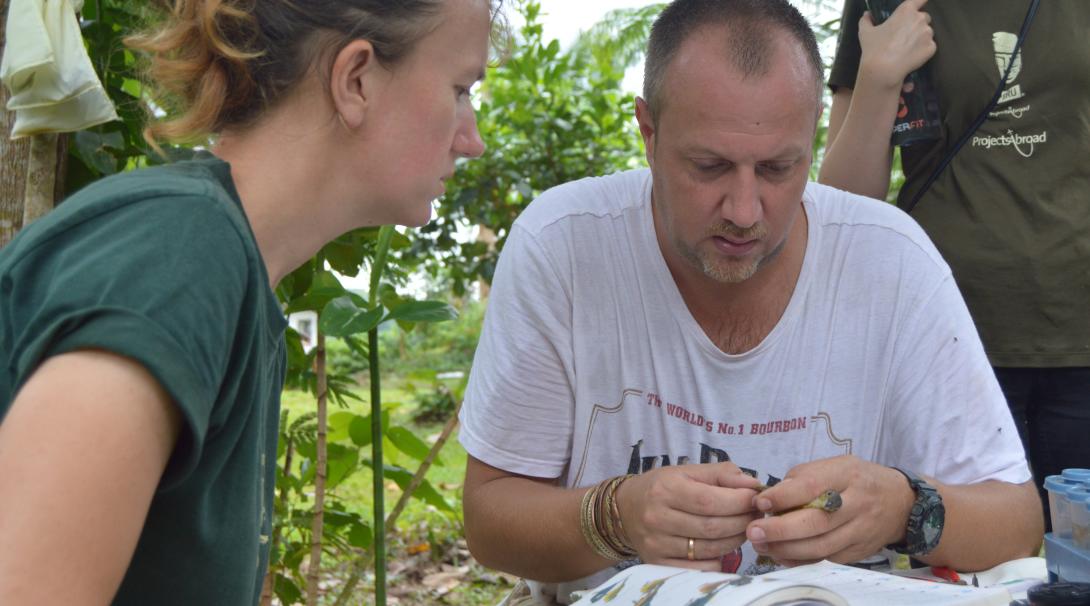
xmin=663 ymin=206 xmax=809 ymax=355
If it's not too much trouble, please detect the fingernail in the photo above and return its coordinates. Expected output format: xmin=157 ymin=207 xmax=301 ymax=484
xmin=757 ymin=497 xmax=772 ymax=511
xmin=749 ymin=527 xmax=766 ymax=542
xmin=752 ymin=540 xmax=768 ymax=553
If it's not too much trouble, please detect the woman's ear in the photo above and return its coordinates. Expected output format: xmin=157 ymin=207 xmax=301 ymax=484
xmin=329 ymin=39 xmax=381 ymax=129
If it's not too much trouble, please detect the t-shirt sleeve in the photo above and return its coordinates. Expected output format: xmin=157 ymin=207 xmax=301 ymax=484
xmin=883 ymin=274 xmax=1031 ymax=485
xmin=828 ymin=0 xmax=867 ymax=91
xmin=459 ymin=223 xmax=576 ymax=479
xmin=7 ymin=195 xmax=250 ymax=488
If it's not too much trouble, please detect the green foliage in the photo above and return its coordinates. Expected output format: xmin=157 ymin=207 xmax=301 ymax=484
xmin=268 ymin=410 xmax=379 ymax=602
xmin=381 ymin=301 xmax=485 ymax=376
xmin=269 ymin=401 xmax=456 ymax=604
xmin=67 ymin=2 xmax=191 ymax=194
xmin=403 ymin=0 xmax=662 ymax=296
xmin=410 ymin=383 xmax=460 ymax=425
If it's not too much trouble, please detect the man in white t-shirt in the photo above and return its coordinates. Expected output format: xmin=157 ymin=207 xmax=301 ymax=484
xmin=459 ymin=0 xmax=1043 ymax=603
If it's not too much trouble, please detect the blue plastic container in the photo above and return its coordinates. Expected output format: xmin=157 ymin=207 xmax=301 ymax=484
xmin=1045 ymin=534 xmax=1090 ymax=583
xmin=1062 ymin=468 xmax=1090 ymax=483
xmin=1071 ymin=492 xmax=1090 ymax=550
xmin=1046 ymin=475 xmax=1083 ymax=539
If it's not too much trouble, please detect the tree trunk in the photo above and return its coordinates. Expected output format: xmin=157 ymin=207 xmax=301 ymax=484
xmin=0 ymin=0 xmax=29 ymax=249
xmin=306 ymin=331 xmax=328 ymax=606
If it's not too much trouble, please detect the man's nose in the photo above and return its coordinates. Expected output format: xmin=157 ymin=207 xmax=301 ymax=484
xmin=720 ymin=170 xmax=761 ymax=229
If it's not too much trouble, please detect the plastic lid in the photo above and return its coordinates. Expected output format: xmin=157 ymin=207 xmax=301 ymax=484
xmin=1062 ymin=468 xmax=1090 ymax=481
xmin=1045 ymin=476 xmax=1081 ymax=493
xmin=1027 ymin=582 xmax=1090 ymax=605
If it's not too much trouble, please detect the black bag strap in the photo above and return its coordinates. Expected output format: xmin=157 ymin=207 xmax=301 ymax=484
xmin=899 ymin=0 xmax=1041 ymax=214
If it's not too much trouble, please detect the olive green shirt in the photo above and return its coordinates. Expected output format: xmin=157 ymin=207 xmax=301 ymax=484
xmin=0 ymin=153 xmax=287 ymax=604
xmin=830 ymin=0 xmax=1090 ymax=366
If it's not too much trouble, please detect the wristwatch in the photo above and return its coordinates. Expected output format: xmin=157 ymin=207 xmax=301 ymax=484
xmin=886 ymin=467 xmax=944 ymax=556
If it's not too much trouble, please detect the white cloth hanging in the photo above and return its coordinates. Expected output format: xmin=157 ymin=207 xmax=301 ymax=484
xmin=1 ymin=0 xmax=119 ymax=138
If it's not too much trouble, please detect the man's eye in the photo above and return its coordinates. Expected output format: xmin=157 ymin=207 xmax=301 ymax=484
xmin=760 ymin=163 xmax=793 ymax=176
xmin=695 ymin=162 xmax=725 ymax=173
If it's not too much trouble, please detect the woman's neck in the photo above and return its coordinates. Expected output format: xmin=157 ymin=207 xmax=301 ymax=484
xmin=212 ymin=99 xmax=368 ymax=287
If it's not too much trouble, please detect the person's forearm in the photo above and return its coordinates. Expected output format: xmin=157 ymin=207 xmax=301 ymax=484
xmin=463 ymin=474 xmax=612 ymax=582
xmin=920 ymin=479 xmax=1043 ymax=571
xmin=818 ymin=77 xmax=901 ymax=200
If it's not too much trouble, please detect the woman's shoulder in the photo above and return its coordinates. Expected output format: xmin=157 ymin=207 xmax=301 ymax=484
xmin=67 ymin=154 xmax=240 ymax=218
xmin=6 ymin=155 xmax=252 ymax=264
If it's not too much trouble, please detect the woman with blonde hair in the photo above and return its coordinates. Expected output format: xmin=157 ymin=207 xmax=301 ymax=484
xmin=0 ymin=0 xmax=498 ymax=603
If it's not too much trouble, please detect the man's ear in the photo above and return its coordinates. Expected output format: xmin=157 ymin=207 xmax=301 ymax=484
xmin=634 ymin=96 xmax=656 ymax=166
xmin=814 ymin=97 xmax=825 ymax=134
xmin=329 ymin=39 xmax=382 ymax=129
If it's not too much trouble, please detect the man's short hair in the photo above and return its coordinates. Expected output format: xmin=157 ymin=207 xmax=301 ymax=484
xmin=643 ymin=0 xmax=824 ymax=124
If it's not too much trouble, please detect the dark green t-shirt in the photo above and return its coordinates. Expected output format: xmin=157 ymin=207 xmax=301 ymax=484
xmin=829 ymin=0 xmax=1090 ymax=366
xmin=0 ymin=153 xmax=287 ymax=605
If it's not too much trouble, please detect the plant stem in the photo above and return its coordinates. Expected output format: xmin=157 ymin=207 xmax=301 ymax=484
xmin=306 ymin=331 xmax=328 ymax=605
xmin=369 ymin=327 xmax=385 ymax=606
xmin=367 ymin=225 xmax=395 ymax=606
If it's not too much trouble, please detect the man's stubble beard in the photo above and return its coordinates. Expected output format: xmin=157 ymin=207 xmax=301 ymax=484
xmin=675 ymin=221 xmax=786 ymax=284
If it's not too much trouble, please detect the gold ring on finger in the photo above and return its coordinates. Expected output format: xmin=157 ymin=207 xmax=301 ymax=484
xmin=687 ymin=537 xmax=696 ymax=561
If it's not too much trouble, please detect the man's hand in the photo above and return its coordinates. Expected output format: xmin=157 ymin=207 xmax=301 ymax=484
xmin=744 ymin=456 xmax=914 ymax=566
xmin=615 ymin=463 xmax=764 ymax=571
xmin=858 ymin=0 xmax=937 ymax=90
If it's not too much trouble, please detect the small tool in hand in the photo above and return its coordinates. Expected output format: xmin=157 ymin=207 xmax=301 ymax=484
xmin=756 ymin=485 xmax=843 ymax=514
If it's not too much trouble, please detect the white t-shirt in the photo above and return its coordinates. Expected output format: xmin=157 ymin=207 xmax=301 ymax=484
xmin=459 ymin=168 xmax=1030 ymax=602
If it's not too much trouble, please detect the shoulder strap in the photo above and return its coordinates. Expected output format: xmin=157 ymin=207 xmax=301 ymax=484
xmin=899 ymin=0 xmax=1041 ymax=214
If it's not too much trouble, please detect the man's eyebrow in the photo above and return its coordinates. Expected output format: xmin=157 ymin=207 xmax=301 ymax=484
xmin=682 ymin=145 xmax=806 ymax=160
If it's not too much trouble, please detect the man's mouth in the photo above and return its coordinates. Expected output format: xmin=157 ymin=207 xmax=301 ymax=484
xmin=712 ymin=235 xmax=757 ymax=255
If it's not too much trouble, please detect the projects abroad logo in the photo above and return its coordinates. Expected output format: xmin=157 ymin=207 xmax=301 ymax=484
xmin=972 ymin=129 xmax=1047 ymax=158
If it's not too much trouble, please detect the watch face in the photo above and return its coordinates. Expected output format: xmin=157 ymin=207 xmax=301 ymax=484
xmin=923 ymin=507 xmax=943 ymax=543
xmin=920 ymin=501 xmax=945 ymax=551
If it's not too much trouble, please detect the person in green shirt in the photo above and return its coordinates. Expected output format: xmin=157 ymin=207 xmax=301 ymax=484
xmin=821 ymin=0 xmax=1090 ymax=531
xmin=0 ymin=0 xmax=498 ymax=604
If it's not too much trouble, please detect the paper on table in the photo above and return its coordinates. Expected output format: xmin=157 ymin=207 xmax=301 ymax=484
xmin=571 ymin=561 xmax=1012 ymax=606
xmin=764 ymin=561 xmax=1011 ymax=606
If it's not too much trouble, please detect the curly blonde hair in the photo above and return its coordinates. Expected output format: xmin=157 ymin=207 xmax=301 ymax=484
xmin=127 ymin=0 xmax=502 ymax=146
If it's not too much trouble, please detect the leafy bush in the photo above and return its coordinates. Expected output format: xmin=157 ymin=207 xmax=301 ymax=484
xmin=380 ymin=301 xmax=485 ymax=376
xmin=410 ymin=384 xmax=459 ymax=425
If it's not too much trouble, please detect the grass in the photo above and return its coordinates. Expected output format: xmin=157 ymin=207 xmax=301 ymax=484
xmin=277 ymin=385 xmax=513 ymax=605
